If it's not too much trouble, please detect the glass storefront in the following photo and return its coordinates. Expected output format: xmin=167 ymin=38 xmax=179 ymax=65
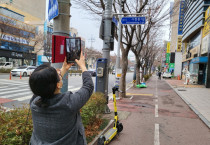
xmin=0 ymin=41 xmax=34 ymax=52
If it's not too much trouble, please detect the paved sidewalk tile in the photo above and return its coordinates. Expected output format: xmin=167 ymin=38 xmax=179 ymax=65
xmin=166 ymin=79 xmax=210 ymax=128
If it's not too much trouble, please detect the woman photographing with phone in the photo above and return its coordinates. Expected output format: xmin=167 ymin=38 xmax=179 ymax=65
xmin=29 ymin=52 xmax=94 ymax=145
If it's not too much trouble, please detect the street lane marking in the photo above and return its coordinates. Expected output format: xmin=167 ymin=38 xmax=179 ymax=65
xmin=0 ymin=86 xmax=10 ymax=89
xmin=154 ymin=124 xmax=160 ymax=145
xmin=126 ymin=93 xmax=153 ymax=96
xmin=14 ymin=95 xmax=32 ymax=101
xmin=0 ymin=82 xmax=28 ymax=86
xmin=155 ymin=104 xmax=158 ymax=117
xmin=0 ymin=79 xmax=28 ymax=84
xmin=0 ymin=88 xmax=30 ymax=95
xmin=0 ymin=92 xmax=32 ymax=98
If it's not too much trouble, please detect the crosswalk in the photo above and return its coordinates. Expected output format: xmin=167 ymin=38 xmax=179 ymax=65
xmin=0 ymin=79 xmax=80 ymax=103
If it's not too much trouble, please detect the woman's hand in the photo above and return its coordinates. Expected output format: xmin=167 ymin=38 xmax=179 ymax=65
xmin=61 ymin=57 xmax=74 ymax=77
xmin=75 ymin=51 xmax=87 ymax=72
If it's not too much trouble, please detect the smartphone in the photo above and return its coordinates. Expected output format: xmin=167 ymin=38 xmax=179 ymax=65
xmin=66 ymin=37 xmax=81 ymax=63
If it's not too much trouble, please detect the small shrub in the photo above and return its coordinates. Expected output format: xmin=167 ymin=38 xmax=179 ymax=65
xmin=69 ymin=70 xmax=82 ymax=74
xmin=0 ymin=92 xmax=107 ymax=144
xmin=0 ymin=105 xmax=32 ymax=145
xmin=143 ymin=74 xmax=152 ymax=81
xmin=0 ymin=68 xmax=12 ymax=73
xmin=81 ymin=92 xmax=106 ymax=127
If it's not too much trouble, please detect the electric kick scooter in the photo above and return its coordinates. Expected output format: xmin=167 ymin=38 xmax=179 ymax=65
xmin=97 ymin=86 xmax=123 ymax=145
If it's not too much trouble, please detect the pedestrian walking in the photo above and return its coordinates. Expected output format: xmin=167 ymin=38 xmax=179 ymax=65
xmin=29 ymin=52 xmax=94 ymax=145
xmin=158 ymin=71 xmax=161 ymax=80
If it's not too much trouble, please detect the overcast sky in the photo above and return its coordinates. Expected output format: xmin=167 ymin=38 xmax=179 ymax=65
xmin=46 ymin=0 xmax=172 ymax=57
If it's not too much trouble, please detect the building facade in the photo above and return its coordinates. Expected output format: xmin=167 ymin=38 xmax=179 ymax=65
xmin=0 ymin=7 xmax=36 ymax=66
xmin=0 ymin=0 xmax=46 ymax=21
xmin=182 ymin=0 xmax=210 ymax=87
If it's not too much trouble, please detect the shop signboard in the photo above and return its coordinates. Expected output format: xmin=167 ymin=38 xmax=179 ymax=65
xmin=177 ymin=0 xmax=185 ymax=35
xmin=177 ymin=36 xmax=182 ymax=52
xmin=166 ymin=53 xmax=170 ymax=64
xmin=1 ymin=34 xmax=29 ymax=45
xmin=166 ymin=42 xmax=170 ymax=53
xmin=203 ymin=6 xmax=210 ymax=38
xmin=169 ymin=63 xmax=175 ymax=69
xmin=201 ymin=34 xmax=209 ymax=54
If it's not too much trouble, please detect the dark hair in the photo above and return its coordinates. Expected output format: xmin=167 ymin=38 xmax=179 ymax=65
xmin=29 ymin=64 xmax=60 ymax=107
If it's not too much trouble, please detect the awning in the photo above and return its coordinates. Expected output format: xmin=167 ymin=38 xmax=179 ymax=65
xmin=190 ymin=57 xmax=208 ymax=64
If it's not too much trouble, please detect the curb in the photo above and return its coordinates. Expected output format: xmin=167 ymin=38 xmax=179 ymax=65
xmin=165 ymin=80 xmax=210 ymax=128
xmin=89 ymin=120 xmax=114 ymax=145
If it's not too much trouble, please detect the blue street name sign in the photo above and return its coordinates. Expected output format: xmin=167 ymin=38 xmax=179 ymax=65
xmin=112 ymin=16 xmax=118 ymax=26
xmin=121 ymin=17 xmax=146 ymax=25
xmin=48 ymin=0 xmax=59 ymax=21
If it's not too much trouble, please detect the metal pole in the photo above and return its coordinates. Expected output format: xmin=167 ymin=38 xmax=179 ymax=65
xmin=115 ymin=0 xmax=122 ymax=99
xmin=103 ymin=0 xmax=113 ymax=113
xmin=133 ymin=63 xmax=137 ymax=86
xmin=52 ymin=0 xmax=71 ymax=93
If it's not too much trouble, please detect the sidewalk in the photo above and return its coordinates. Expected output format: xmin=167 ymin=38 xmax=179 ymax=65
xmin=165 ymin=79 xmax=210 ymax=128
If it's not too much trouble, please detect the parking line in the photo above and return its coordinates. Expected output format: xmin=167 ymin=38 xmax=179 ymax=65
xmin=126 ymin=93 xmax=153 ymax=96
xmin=155 ymin=104 xmax=158 ymax=117
xmin=154 ymin=124 xmax=160 ymax=145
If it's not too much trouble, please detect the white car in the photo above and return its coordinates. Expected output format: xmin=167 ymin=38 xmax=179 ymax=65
xmin=162 ymin=72 xmax=172 ymax=78
xmin=11 ymin=66 xmax=37 ymax=77
xmin=0 ymin=62 xmax=13 ymax=69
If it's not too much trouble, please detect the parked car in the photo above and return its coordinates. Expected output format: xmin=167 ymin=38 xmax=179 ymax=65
xmin=69 ymin=66 xmax=77 ymax=70
xmin=0 ymin=62 xmax=13 ymax=69
xmin=87 ymin=69 xmax=96 ymax=77
xmin=162 ymin=72 xmax=172 ymax=78
xmin=11 ymin=66 xmax=37 ymax=77
xmin=112 ymin=70 xmax=115 ymax=75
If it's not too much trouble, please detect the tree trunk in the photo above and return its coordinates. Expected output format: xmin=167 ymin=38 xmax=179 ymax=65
xmin=135 ymin=56 xmax=141 ymax=84
xmin=120 ymin=51 xmax=128 ymax=98
xmin=149 ymin=66 xmax=152 ymax=75
xmin=141 ymin=66 xmax=145 ymax=82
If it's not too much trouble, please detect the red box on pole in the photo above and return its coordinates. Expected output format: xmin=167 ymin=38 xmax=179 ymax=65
xmin=52 ymin=35 xmax=69 ymax=63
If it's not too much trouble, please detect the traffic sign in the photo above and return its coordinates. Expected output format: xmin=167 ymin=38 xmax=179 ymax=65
xmin=121 ymin=17 xmax=146 ymax=25
xmin=112 ymin=16 xmax=118 ymax=26
xmin=48 ymin=0 xmax=59 ymax=21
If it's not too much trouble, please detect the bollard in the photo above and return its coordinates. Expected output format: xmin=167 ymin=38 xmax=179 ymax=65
xmin=10 ymin=72 xmax=11 ymax=80
xmin=20 ymin=72 xmax=22 ymax=79
xmin=177 ymin=75 xmax=180 ymax=80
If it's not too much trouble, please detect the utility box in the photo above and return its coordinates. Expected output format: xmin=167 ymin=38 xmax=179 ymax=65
xmin=95 ymin=58 xmax=108 ymax=93
xmin=52 ymin=35 xmax=69 ymax=63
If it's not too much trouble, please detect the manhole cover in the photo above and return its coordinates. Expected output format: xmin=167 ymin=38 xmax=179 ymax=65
xmin=133 ymin=103 xmax=153 ymax=108
xmin=178 ymin=89 xmax=186 ymax=91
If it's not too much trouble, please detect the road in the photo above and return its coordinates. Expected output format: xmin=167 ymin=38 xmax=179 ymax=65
xmin=0 ymin=72 xmax=133 ymax=110
xmin=107 ymin=75 xmax=210 ymax=145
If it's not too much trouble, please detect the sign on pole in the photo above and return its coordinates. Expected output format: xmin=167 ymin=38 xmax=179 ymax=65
xmin=112 ymin=16 xmax=118 ymax=26
xmin=48 ymin=0 xmax=59 ymax=21
xmin=121 ymin=17 xmax=146 ymax=25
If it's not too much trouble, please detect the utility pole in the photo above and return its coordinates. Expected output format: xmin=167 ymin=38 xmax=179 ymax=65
xmin=88 ymin=35 xmax=95 ymax=49
xmin=102 ymin=0 xmax=113 ymax=113
xmin=52 ymin=0 xmax=71 ymax=93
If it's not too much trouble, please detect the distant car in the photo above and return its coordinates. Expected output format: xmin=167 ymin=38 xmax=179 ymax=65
xmin=11 ymin=66 xmax=37 ymax=77
xmin=0 ymin=62 xmax=13 ymax=69
xmin=69 ymin=66 xmax=77 ymax=70
xmin=87 ymin=69 xmax=96 ymax=77
xmin=162 ymin=72 xmax=172 ymax=78
xmin=112 ymin=70 xmax=115 ymax=75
